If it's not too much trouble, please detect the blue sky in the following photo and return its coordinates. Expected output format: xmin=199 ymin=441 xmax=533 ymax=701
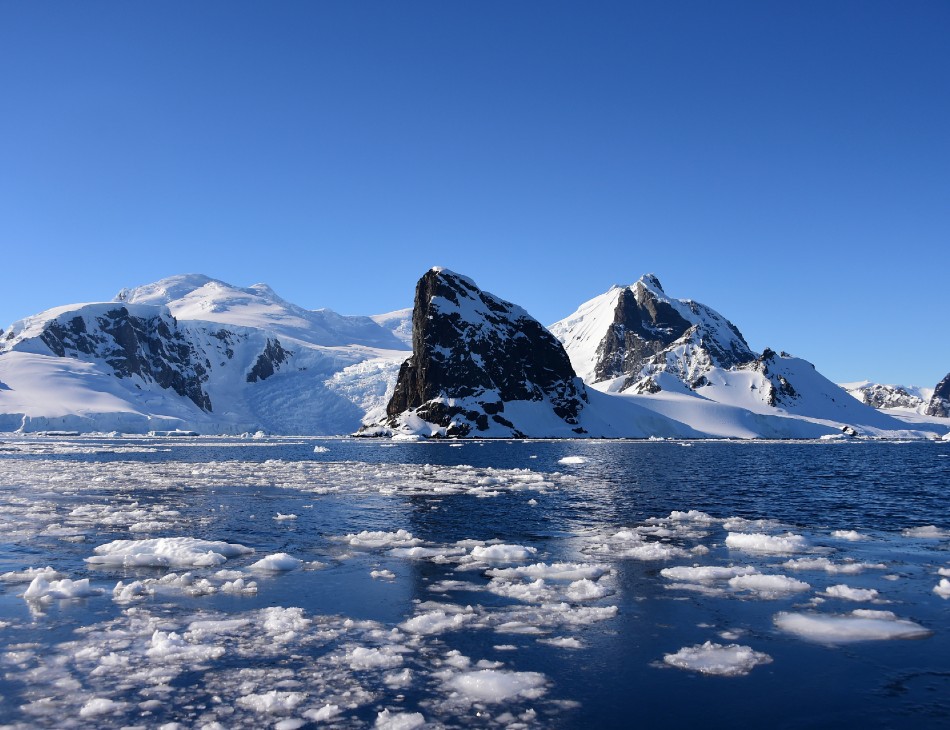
xmin=1 ymin=1 xmax=947 ymax=386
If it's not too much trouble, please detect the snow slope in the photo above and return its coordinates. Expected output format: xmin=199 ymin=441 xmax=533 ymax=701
xmin=0 ymin=276 xmax=410 ymax=434
xmin=548 ymin=277 xmax=940 ymax=439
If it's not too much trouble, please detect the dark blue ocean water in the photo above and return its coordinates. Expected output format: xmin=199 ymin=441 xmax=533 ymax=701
xmin=0 ymin=437 xmax=948 ymax=729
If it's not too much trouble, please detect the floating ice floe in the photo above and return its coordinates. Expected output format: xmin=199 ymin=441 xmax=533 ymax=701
xmin=446 ymin=668 xmax=547 ymax=703
xmin=23 ymin=575 xmax=103 ymax=601
xmin=375 ymin=709 xmax=426 ymax=729
xmin=400 ymin=608 xmax=476 ymax=635
xmin=274 ymin=512 xmax=297 ymax=520
xmin=1 ymin=566 xmax=63 ymax=583
xmin=774 ymin=609 xmax=932 ymax=643
xmin=663 ymin=641 xmax=773 ymax=676
xmin=934 ymin=579 xmax=950 ymax=599
xmin=371 ymin=569 xmax=396 ymax=580
xmin=901 ymin=525 xmax=948 ymax=539
xmin=725 ymin=532 xmax=809 ymax=554
xmin=727 ymin=573 xmax=810 ymax=599
xmin=660 ymin=565 xmax=758 ymax=583
xmin=469 ymin=544 xmax=537 ymax=562
xmin=781 ymin=557 xmax=886 ymax=574
xmin=343 ymin=529 xmax=421 ymax=549
xmin=820 ymin=584 xmax=881 ymax=602
xmin=236 ymin=690 xmax=307 ymax=713
xmin=831 ymin=530 xmax=868 ymax=541
xmin=557 ymin=456 xmax=588 ymax=465
xmin=86 ymin=537 xmax=254 ymax=569
xmin=249 ymin=553 xmax=304 ymax=571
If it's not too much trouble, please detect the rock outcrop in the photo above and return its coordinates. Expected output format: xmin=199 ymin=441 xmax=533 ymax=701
xmin=926 ymin=372 xmax=950 ymax=417
xmin=374 ymin=268 xmax=589 ymax=437
xmin=550 ymin=274 xmax=755 ymax=393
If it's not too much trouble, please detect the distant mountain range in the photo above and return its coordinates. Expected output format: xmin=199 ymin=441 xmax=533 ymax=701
xmin=0 ymin=270 xmax=947 ymax=439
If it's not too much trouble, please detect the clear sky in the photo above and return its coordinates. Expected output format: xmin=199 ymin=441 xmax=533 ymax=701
xmin=1 ymin=1 xmax=947 ymax=386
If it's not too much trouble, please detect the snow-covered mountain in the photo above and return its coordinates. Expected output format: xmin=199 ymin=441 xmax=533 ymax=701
xmin=549 ymin=275 xmax=755 ymax=393
xmin=116 ymin=274 xmax=405 ymax=349
xmin=365 ymin=268 xmax=595 ymax=438
xmin=0 ymin=275 xmax=410 ymax=434
xmin=0 ymin=270 xmax=945 ymax=439
xmin=546 ymin=275 xmax=944 ymax=439
xmin=840 ymin=381 xmax=932 ymax=413
xmin=373 ymin=269 xmax=940 ymax=440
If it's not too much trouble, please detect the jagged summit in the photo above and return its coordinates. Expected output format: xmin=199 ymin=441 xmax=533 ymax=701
xmin=371 ymin=268 xmax=589 ymax=438
xmin=549 ymin=275 xmax=754 ymax=391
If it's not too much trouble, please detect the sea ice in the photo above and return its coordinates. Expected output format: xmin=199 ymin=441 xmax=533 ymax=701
xmin=727 ymin=573 xmax=810 ymax=598
xmin=821 ymin=584 xmax=881 ymax=602
xmin=236 ymin=690 xmax=307 ymax=713
xmin=469 ymin=544 xmax=537 ymax=562
xmin=774 ymin=610 xmax=932 ymax=643
xmin=375 ymin=709 xmax=426 ymax=729
xmin=1 ymin=566 xmax=63 ymax=583
xmin=401 ymin=609 xmax=476 ymax=635
xmin=486 ymin=562 xmax=610 ymax=582
xmin=557 ymin=456 xmax=588 ymax=465
xmin=447 ymin=668 xmax=547 ymax=702
xmin=565 ymin=579 xmax=609 ymax=601
xmin=347 ymin=646 xmax=405 ymax=670
xmin=663 ymin=641 xmax=773 ymax=676
xmin=901 ymin=525 xmax=948 ymax=539
xmin=86 ymin=537 xmax=254 ymax=568
xmin=934 ymin=579 xmax=950 ymax=599
xmin=781 ymin=557 xmax=886 ymax=574
xmin=344 ymin=529 xmax=421 ymax=549
xmin=23 ymin=576 xmax=103 ymax=601
xmin=78 ymin=697 xmax=127 ymax=717
xmin=831 ymin=530 xmax=868 ymax=541
xmin=660 ymin=565 xmax=758 ymax=583
xmin=725 ymin=532 xmax=809 ymax=554
xmin=248 ymin=553 xmax=303 ymax=571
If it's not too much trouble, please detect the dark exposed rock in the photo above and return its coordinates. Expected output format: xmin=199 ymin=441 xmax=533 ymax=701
xmin=556 ymin=275 xmax=755 ymax=392
xmin=926 ymin=372 xmax=950 ymax=418
xmin=742 ymin=348 xmax=799 ymax=407
xmin=246 ymin=339 xmax=292 ymax=383
xmin=37 ymin=307 xmax=212 ymax=411
xmin=378 ymin=268 xmax=588 ymax=436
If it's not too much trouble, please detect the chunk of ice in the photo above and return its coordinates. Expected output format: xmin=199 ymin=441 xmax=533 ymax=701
xmin=725 ymin=532 xmax=809 ymax=554
xmin=87 ymin=537 xmax=254 ymax=569
xmin=774 ymin=610 xmax=932 ymax=643
xmin=663 ymin=641 xmax=773 ymax=676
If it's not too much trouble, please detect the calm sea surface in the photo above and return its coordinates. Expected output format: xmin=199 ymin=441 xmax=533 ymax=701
xmin=0 ymin=437 xmax=947 ymax=728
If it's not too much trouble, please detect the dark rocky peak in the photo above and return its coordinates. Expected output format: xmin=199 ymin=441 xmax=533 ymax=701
xmin=926 ymin=372 xmax=950 ymax=417
xmin=378 ymin=268 xmax=588 ymax=437
xmin=594 ymin=276 xmax=753 ymax=387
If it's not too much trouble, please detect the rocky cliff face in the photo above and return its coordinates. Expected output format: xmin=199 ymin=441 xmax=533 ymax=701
xmin=550 ymin=274 xmax=755 ymax=393
xmin=377 ymin=268 xmax=588 ymax=437
xmin=31 ymin=305 xmax=213 ymax=411
xmin=926 ymin=372 xmax=950 ymax=417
